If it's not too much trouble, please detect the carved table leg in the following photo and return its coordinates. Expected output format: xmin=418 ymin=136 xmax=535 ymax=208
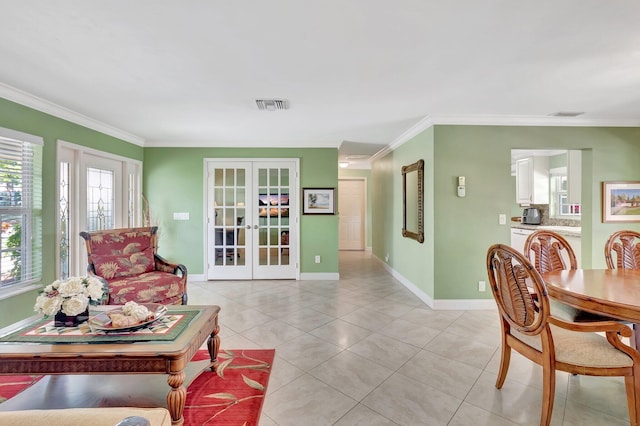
xmin=207 ymin=318 xmax=220 ymax=372
xmin=167 ymin=370 xmax=186 ymax=426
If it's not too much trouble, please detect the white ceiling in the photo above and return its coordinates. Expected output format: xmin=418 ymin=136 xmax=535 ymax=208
xmin=1 ymin=1 xmax=639 ymax=168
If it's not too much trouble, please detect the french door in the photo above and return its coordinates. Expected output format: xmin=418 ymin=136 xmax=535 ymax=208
xmin=57 ymin=142 xmax=141 ymax=279
xmin=205 ymin=159 xmax=298 ymax=280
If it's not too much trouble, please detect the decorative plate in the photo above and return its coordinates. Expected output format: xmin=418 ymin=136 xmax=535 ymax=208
xmin=88 ymin=303 xmax=168 ymax=332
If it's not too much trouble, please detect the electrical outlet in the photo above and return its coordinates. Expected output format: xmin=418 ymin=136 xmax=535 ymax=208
xmin=499 ymin=214 xmax=506 ymax=225
xmin=315 ymin=255 xmax=321 ymax=264
xmin=478 ymin=281 xmax=486 ymax=292
xmin=173 ymin=212 xmax=189 ymax=220
xmin=385 ymin=253 xmax=389 ymax=262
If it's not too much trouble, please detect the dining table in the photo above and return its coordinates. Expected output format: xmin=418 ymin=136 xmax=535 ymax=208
xmin=542 ymin=268 xmax=640 ymax=348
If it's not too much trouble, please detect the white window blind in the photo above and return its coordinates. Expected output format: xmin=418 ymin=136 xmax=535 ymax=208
xmin=0 ymin=128 xmax=43 ymax=289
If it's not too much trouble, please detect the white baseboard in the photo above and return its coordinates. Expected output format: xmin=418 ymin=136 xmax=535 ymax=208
xmin=433 ymin=299 xmax=496 ymax=310
xmin=188 ymin=274 xmax=205 ymax=282
xmin=299 ymin=272 xmax=340 ymax=280
xmin=373 ymin=255 xmax=495 ymax=311
xmin=188 ymin=272 xmax=340 ymax=281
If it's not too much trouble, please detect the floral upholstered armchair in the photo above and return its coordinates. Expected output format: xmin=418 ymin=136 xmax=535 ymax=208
xmin=80 ymin=226 xmax=187 ymax=305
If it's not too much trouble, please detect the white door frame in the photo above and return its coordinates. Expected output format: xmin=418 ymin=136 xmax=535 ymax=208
xmin=56 ymin=140 xmax=142 ymax=278
xmin=203 ymin=158 xmax=300 ymax=280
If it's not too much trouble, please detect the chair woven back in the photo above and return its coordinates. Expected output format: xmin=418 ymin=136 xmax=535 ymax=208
xmin=486 ymin=244 xmax=549 ymax=335
xmin=605 ymin=230 xmax=640 ymax=270
xmin=524 ymin=230 xmax=577 ymax=274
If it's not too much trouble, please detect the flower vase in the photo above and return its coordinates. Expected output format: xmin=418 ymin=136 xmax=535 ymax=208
xmin=54 ymin=308 xmax=89 ymax=327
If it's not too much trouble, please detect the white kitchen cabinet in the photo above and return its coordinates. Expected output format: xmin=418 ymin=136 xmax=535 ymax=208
xmin=511 ymin=228 xmax=534 ymax=255
xmin=515 ymin=156 xmax=549 ymax=205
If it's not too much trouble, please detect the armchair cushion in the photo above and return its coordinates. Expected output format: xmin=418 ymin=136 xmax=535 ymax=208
xmin=108 ymin=271 xmax=184 ymax=305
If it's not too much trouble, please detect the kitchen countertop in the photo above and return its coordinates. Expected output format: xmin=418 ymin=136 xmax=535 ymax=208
xmin=511 ymin=223 xmax=581 ymax=238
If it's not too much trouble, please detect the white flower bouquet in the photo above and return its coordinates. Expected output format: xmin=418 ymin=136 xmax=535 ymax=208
xmin=34 ymin=276 xmax=106 ymax=317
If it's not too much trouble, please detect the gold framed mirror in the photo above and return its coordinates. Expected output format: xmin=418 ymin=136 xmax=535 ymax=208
xmin=402 ymin=159 xmax=424 ymax=243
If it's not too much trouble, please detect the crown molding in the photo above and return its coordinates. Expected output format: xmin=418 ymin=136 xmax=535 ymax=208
xmin=144 ymin=139 xmax=340 ymax=148
xmin=429 ymin=114 xmax=640 ymax=127
xmin=368 ymin=113 xmax=640 ymax=164
xmin=0 ymin=83 xmax=145 ymax=146
xmin=369 ymin=115 xmax=434 ymax=162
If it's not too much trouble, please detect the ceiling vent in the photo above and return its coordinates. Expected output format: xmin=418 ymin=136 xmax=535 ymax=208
xmin=255 ymin=99 xmax=288 ymax=111
xmin=549 ymin=111 xmax=584 ymax=117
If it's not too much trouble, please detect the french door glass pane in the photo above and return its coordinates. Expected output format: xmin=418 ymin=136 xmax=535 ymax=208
xmin=86 ymin=167 xmax=114 ymax=231
xmin=213 ymin=167 xmax=246 ymax=266
xmin=59 ymin=161 xmax=70 ymax=279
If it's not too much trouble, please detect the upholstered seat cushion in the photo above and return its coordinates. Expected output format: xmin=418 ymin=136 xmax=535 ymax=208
xmin=0 ymin=407 xmax=172 ymax=426
xmin=107 ymin=271 xmax=185 ymax=305
xmin=514 ymin=325 xmax=633 ymax=368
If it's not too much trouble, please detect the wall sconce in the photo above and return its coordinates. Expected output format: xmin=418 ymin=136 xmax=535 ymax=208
xmin=339 ymin=162 xmax=349 ymax=168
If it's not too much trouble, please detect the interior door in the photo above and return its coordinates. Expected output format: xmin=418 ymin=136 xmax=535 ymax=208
xmin=206 ymin=162 xmax=252 ymax=279
xmin=206 ymin=160 xmax=298 ymax=280
xmin=253 ymin=162 xmax=296 ymax=279
xmin=338 ymin=179 xmax=365 ymax=250
xmin=57 ymin=143 xmax=139 ymax=279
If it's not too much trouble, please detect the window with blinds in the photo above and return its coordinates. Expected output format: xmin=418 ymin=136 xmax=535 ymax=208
xmin=0 ymin=129 xmax=43 ymax=289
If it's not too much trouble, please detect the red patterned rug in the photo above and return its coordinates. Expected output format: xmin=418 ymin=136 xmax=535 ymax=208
xmin=0 ymin=348 xmax=275 ymax=426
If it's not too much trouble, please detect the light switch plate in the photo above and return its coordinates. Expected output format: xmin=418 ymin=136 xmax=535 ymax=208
xmin=173 ymin=212 xmax=189 ymax=220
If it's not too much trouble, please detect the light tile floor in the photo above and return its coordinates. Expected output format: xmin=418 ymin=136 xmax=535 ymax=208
xmin=189 ymin=251 xmax=631 ymax=425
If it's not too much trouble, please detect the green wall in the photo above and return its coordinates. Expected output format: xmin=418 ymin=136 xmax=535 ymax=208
xmin=372 ymin=127 xmax=435 ymax=299
xmin=372 ymin=124 xmax=640 ymax=302
xmin=142 ymin=147 xmax=339 ymax=276
xmin=338 ymin=168 xmax=373 ymax=248
xmin=0 ymin=97 xmax=143 ymax=327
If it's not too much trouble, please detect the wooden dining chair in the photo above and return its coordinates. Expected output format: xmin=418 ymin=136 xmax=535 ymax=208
xmin=605 ymin=230 xmax=640 ymax=270
xmin=524 ymin=230 xmax=611 ymax=323
xmin=524 ymin=230 xmax=577 ymax=273
xmin=486 ymin=244 xmax=640 ymax=426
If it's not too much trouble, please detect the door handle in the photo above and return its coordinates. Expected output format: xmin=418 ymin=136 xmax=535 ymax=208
xmin=254 ymin=225 xmax=259 ymax=229
xmin=245 ymin=225 xmax=251 ymax=229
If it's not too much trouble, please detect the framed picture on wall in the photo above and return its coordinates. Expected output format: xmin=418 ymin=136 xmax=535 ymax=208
xmin=602 ymin=181 xmax=640 ymax=223
xmin=302 ymin=188 xmax=335 ymax=215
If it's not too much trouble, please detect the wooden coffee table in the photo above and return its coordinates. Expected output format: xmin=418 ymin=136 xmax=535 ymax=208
xmin=0 ymin=304 xmax=220 ymax=426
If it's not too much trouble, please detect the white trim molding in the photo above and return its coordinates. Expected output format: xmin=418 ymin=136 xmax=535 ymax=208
xmin=299 ymin=272 xmax=340 ymax=280
xmin=370 ymin=115 xmax=434 ymax=162
xmin=0 ymin=83 xmax=145 ymax=146
xmin=430 ymin=113 xmax=640 ymax=128
xmin=374 ymin=255 xmax=496 ymax=311
xmin=369 ymin=112 xmax=640 ymax=164
xmin=188 ymin=274 xmax=206 ymax=282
